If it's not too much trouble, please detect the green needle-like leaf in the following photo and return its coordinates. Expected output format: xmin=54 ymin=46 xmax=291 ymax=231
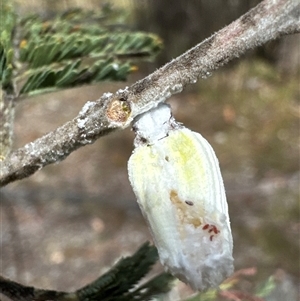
xmin=13 ymin=5 xmax=162 ymax=95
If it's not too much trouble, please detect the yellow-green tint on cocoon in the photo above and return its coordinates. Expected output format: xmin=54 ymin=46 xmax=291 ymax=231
xmin=128 ymin=103 xmax=234 ymax=291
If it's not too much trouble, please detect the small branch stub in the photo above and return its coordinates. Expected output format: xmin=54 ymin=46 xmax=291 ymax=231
xmin=106 ymin=96 xmax=132 ymax=125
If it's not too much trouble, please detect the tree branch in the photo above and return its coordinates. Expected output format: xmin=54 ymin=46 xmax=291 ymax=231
xmin=1 ymin=0 xmax=299 ymax=187
xmin=0 ymin=91 xmax=15 ymax=160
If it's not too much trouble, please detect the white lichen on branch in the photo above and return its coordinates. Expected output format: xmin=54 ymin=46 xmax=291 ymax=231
xmin=0 ymin=0 xmax=299 ymax=186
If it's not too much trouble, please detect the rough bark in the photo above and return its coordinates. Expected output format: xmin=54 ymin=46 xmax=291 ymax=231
xmin=0 ymin=91 xmax=15 ymax=160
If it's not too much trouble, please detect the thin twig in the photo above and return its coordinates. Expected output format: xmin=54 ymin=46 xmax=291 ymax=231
xmin=0 ymin=0 xmax=299 ymax=187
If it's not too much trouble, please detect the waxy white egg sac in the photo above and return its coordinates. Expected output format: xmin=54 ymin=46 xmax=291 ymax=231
xmin=128 ymin=103 xmax=234 ymax=291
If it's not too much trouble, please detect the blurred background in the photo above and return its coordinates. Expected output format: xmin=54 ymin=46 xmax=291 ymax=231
xmin=1 ymin=0 xmax=299 ymax=300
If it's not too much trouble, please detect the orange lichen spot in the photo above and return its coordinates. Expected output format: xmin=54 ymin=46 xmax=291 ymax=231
xmin=130 ymin=65 xmax=139 ymax=72
xmin=20 ymin=40 xmax=27 ymax=48
xmin=106 ymin=98 xmax=131 ymax=123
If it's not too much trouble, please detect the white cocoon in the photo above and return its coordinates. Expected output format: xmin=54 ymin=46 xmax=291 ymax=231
xmin=128 ymin=103 xmax=234 ymax=291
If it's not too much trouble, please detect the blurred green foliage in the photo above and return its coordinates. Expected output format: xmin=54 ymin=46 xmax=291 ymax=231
xmin=0 ymin=0 xmax=15 ymax=91
xmin=76 ymin=242 xmax=174 ymax=301
xmin=1 ymin=3 xmax=163 ymax=95
xmin=0 ymin=243 xmax=175 ymax=301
